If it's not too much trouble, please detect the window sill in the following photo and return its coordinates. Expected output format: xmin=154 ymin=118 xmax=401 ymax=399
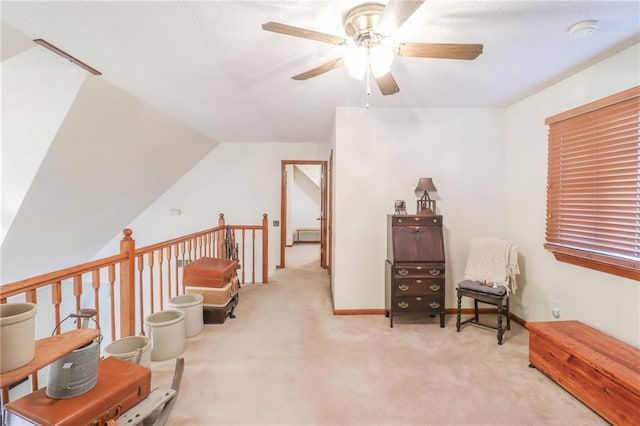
xmin=546 ymin=246 xmax=640 ymax=281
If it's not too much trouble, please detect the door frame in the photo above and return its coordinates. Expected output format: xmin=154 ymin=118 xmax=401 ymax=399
xmin=279 ymin=160 xmax=328 ymax=269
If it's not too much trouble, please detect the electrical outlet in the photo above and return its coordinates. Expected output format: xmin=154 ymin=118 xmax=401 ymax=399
xmin=273 ymin=220 xmax=280 ymax=227
xmin=551 ymin=301 xmax=560 ymax=319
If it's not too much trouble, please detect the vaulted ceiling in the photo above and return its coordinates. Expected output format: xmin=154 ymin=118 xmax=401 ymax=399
xmin=3 ymin=1 xmax=639 ymax=144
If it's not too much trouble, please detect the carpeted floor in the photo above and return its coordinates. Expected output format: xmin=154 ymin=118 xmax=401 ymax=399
xmin=150 ymin=244 xmax=606 ymax=426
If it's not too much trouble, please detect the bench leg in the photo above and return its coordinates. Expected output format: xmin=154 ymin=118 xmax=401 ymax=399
xmin=456 ymin=292 xmax=462 ymax=331
xmin=497 ymin=304 xmax=504 ymax=345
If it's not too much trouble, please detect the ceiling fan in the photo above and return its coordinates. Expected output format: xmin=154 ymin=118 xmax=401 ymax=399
xmin=262 ymin=0 xmax=483 ymax=96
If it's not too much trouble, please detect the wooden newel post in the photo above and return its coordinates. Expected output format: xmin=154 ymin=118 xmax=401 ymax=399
xmin=262 ymin=213 xmax=269 ymax=283
xmin=119 ymin=228 xmax=136 ymax=337
xmin=217 ymin=213 xmax=225 ymax=258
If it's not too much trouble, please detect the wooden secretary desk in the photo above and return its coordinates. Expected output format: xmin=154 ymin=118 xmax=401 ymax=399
xmin=385 ymin=214 xmax=446 ymax=328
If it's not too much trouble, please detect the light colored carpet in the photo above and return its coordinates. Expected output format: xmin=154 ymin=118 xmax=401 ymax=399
xmin=150 ymin=244 xmax=606 ymax=426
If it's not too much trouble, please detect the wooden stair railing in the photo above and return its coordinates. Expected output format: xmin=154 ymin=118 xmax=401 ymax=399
xmin=0 ymin=213 xmax=268 ymax=401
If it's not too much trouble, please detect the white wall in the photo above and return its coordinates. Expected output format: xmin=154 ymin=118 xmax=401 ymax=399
xmin=333 ymin=107 xmax=506 ymax=310
xmin=504 ymin=43 xmax=640 ymax=346
xmin=95 ymin=142 xmax=329 ymax=277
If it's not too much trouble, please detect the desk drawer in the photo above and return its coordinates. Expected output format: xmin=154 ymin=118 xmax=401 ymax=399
xmin=394 ymin=295 xmax=443 ymax=313
xmin=394 ymin=278 xmax=443 ymax=296
xmin=394 ymin=264 xmax=444 ymax=278
xmin=392 ymin=216 xmax=442 ymax=226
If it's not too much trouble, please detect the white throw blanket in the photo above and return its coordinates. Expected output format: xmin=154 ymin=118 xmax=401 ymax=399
xmin=463 ymin=238 xmax=520 ymax=295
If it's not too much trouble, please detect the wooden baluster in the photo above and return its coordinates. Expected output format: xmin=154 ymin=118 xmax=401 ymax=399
xmin=178 ymin=241 xmax=184 ymax=295
xmin=262 ymin=213 xmax=269 ymax=284
xmin=241 ymin=229 xmax=246 ymax=285
xmin=109 ymin=264 xmax=116 ymax=341
xmin=26 ymin=289 xmax=39 ymax=392
xmin=92 ymin=270 xmax=101 ymax=325
xmin=148 ymin=253 xmax=155 ymax=314
xmin=215 ymin=231 xmax=218 ymax=257
xmin=166 ymin=245 xmax=173 ymax=299
xmin=52 ymin=281 xmax=62 ymax=334
xmin=186 ymin=239 xmax=192 ymax=264
xmin=119 ymin=228 xmax=136 ymax=337
xmin=137 ymin=255 xmax=144 ymax=335
xmin=73 ymin=275 xmax=82 ymax=328
xmin=25 ymin=289 xmax=37 ymax=305
xmin=252 ymin=229 xmax=256 ymax=284
xmin=158 ymin=248 xmax=165 ymax=311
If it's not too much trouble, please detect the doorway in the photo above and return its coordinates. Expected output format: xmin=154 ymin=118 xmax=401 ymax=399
xmin=279 ymin=160 xmax=329 ymax=270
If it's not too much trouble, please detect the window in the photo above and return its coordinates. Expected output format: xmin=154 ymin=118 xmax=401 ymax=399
xmin=544 ymin=86 xmax=640 ymax=280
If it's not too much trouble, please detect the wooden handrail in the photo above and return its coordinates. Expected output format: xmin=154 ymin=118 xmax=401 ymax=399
xmin=0 ymin=253 xmax=127 ymax=300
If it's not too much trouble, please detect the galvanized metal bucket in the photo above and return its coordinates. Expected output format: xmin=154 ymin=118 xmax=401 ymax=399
xmin=46 ymin=309 xmax=101 ymax=399
xmin=46 ymin=338 xmax=100 ymax=398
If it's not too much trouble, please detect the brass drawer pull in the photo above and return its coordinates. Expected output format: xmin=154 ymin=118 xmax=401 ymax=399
xmin=429 ymin=301 xmax=440 ymax=309
xmin=398 ymin=269 xmax=409 ymax=276
xmin=429 ymin=284 xmax=440 ymax=292
xmin=429 ymin=269 xmax=440 ymax=276
xmin=398 ymin=301 xmax=409 ymax=309
xmin=398 ymin=283 xmax=409 ymax=291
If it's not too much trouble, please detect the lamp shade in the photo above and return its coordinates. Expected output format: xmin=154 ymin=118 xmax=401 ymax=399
xmin=414 ymin=178 xmax=437 ymax=197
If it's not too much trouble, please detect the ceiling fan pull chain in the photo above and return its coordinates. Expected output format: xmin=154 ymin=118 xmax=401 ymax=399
xmin=365 ymin=48 xmax=371 ymax=109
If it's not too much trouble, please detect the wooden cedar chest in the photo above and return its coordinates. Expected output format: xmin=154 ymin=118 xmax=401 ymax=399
xmin=3 ymin=357 xmax=151 ymax=426
xmin=183 ymin=257 xmax=238 ymax=288
xmin=527 ymin=320 xmax=640 ymax=425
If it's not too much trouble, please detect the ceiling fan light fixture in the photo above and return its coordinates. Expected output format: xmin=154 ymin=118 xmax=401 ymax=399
xmin=370 ymin=44 xmax=395 ymax=78
xmin=344 ymin=44 xmax=367 ymax=79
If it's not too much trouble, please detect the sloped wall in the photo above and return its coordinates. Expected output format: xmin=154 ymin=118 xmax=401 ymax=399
xmin=1 ymin=75 xmax=218 ymax=283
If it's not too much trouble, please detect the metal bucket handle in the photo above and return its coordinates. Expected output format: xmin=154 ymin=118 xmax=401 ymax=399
xmin=51 ymin=308 xmax=102 ymax=343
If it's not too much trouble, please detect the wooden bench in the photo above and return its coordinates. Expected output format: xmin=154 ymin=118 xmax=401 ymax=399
xmin=295 ymin=227 xmax=320 ymax=243
xmin=527 ymin=320 xmax=640 ymax=425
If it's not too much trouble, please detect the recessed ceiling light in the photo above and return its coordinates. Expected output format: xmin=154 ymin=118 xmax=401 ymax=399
xmin=568 ymin=20 xmax=598 ymax=38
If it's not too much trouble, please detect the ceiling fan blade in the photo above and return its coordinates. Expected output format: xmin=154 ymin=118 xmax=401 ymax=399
xmin=397 ymin=43 xmax=484 ymax=60
xmin=376 ymin=0 xmax=425 ymax=34
xmin=262 ymin=22 xmax=346 ymax=46
xmin=292 ymin=58 xmax=345 ymax=80
xmin=374 ymin=71 xmax=400 ymax=96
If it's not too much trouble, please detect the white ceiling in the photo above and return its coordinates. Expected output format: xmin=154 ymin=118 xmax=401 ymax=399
xmin=2 ymin=1 xmax=639 ymax=144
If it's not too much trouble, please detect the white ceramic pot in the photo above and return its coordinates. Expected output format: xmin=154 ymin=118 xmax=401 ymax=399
xmin=103 ymin=335 xmax=152 ymax=367
xmin=145 ymin=310 xmax=185 ymax=361
xmin=0 ymin=302 xmax=37 ymax=373
xmin=169 ymin=294 xmax=204 ymax=338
